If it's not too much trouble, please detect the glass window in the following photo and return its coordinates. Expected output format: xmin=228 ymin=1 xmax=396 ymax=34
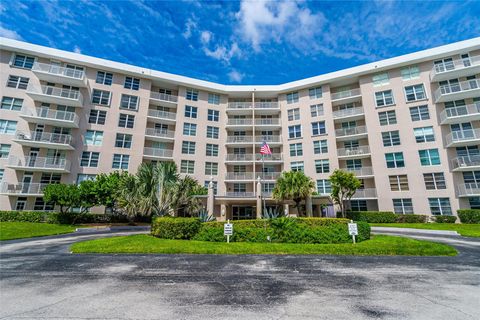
xmin=80 ymin=151 xmax=99 ymax=167
xmin=291 ymin=161 xmax=304 ymax=172
xmin=309 ymin=87 xmax=322 ymax=99
xmin=286 ymin=92 xmax=299 ymax=104
xmin=182 ymin=141 xmax=196 ymax=154
xmin=315 ymin=159 xmax=330 ymax=173
xmin=0 ymin=120 xmax=17 ymax=134
xmin=316 ymin=179 xmax=331 ymax=194
xmin=404 ymin=84 xmax=426 ymax=102
xmin=414 ymin=126 xmax=435 ymax=143
xmin=313 ymin=140 xmax=328 ymax=154
xmin=13 ymin=54 xmax=35 ymax=69
xmin=96 ymin=71 xmax=113 ymax=85
xmin=120 ymin=94 xmax=139 ymax=110
xmin=393 ymin=199 xmax=414 ymax=214
xmin=15 ymin=197 xmax=27 ymax=211
xmin=410 ymin=105 xmax=430 ymax=121
xmin=312 ymin=121 xmax=326 ymax=136
xmin=419 ymin=149 xmax=440 ymax=166
xmin=208 ymin=93 xmax=220 ymax=105
xmin=34 ymin=197 xmax=55 ymax=211
xmin=115 ymin=133 xmax=132 ymax=148
xmin=89 ymin=110 xmax=107 ymax=125
xmin=372 ymin=73 xmax=389 ymax=86
xmin=208 ymin=109 xmax=219 ymax=121
xmin=124 ymin=77 xmax=140 ymax=90
xmin=0 ymin=144 xmax=11 ymax=158
xmin=382 ymin=131 xmax=401 ymax=147
xmin=350 ymin=200 xmax=367 ymax=211
xmin=378 ymin=110 xmax=397 ymax=125
xmin=180 ymin=160 xmax=195 ymax=174
xmin=385 ymin=152 xmax=405 ymax=168
xmin=186 ymin=88 xmax=199 ymax=101
xmin=310 ymin=104 xmax=324 ymax=117
xmin=288 ymin=125 xmax=302 ymax=139
xmin=118 ymin=113 xmax=134 ymax=128
xmin=112 ymin=154 xmax=129 ymax=169
xmin=183 ymin=123 xmax=197 ymax=136
xmin=7 ymin=75 xmax=29 ymax=89
xmin=423 ymin=173 xmax=446 ymax=190
xmin=205 ymin=162 xmax=218 ymax=175
xmin=468 ymin=197 xmax=480 ymax=209
xmin=287 ymin=108 xmax=300 ymax=121
xmin=289 ymin=143 xmax=303 ymax=157
xmin=375 ymin=90 xmax=394 ymax=107
xmin=428 ymin=198 xmax=452 ymax=215
xmin=206 ymin=126 xmax=219 ymax=139
xmin=185 ymin=105 xmax=198 ymax=118
xmin=206 ymin=143 xmax=219 ymax=157
xmin=401 ymin=66 xmax=420 ymax=80
xmin=91 ymin=89 xmax=111 ymax=106
xmin=84 ymin=130 xmax=103 ymax=146
xmin=1 ymin=97 xmax=23 ymax=111
xmin=389 ymin=175 xmax=409 ymax=191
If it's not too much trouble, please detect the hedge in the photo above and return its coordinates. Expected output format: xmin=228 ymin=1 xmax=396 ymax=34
xmin=151 ymin=217 xmax=370 ymax=244
xmin=343 ymin=211 xmax=397 ymax=223
xmin=457 ymin=210 xmax=480 ymax=224
xmin=395 ymin=214 xmax=428 ymax=223
xmin=434 ymin=215 xmax=457 ymax=223
xmin=0 ymin=210 xmax=136 ymax=224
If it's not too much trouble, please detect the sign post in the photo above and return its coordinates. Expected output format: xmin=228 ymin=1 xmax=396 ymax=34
xmin=224 ymin=219 xmax=233 ymax=243
xmin=348 ymin=220 xmax=358 ymax=244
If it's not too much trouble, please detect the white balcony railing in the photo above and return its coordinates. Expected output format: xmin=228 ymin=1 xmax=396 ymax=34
xmin=254 ymin=102 xmax=279 ymax=109
xmin=0 ymin=182 xmax=50 ymax=195
xmin=255 ymin=135 xmax=282 ymax=143
xmin=225 ymin=154 xmax=255 ymax=161
xmin=344 ymin=167 xmax=373 ymax=177
xmin=225 ymin=172 xmax=255 ymax=180
xmin=15 ymin=131 xmax=73 ymax=146
xmin=431 ymin=55 xmax=480 ymax=76
xmin=351 ymin=188 xmax=377 ymax=199
xmin=451 ymin=155 xmax=480 ymax=170
xmin=256 ymin=153 xmax=283 ymax=161
xmin=434 ymin=79 xmax=480 ymax=102
xmin=143 ymin=147 xmax=174 ymax=158
xmin=145 ymin=128 xmax=175 ymax=139
xmin=21 ymin=107 xmax=79 ymax=124
xmin=335 ymin=126 xmax=367 ymax=137
xmin=223 ymin=192 xmax=256 ymax=198
xmin=227 ymin=119 xmax=253 ymax=126
xmin=332 ymin=107 xmax=364 ymax=119
xmin=337 ymin=146 xmax=371 ymax=157
xmin=331 ymin=88 xmax=361 ymax=101
xmin=254 ymin=118 xmax=281 ymax=125
xmin=32 ymin=62 xmax=85 ymax=79
xmin=8 ymin=156 xmax=70 ymax=171
xmin=457 ymin=183 xmax=480 ymax=196
xmin=258 ymin=172 xmax=281 ymax=180
xmin=227 ymin=102 xmax=253 ymax=109
xmin=27 ymin=84 xmax=83 ymax=104
xmin=445 ymin=129 xmax=480 ymax=146
xmin=226 ymin=135 xmax=254 ymax=143
xmin=440 ymin=103 xmax=480 ymax=124
xmin=147 ymin=109 xmax=176 ymax=120
xmin=150 ymin=92 xmax=178 ymax=103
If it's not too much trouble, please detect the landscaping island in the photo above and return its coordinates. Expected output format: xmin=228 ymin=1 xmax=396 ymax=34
xmin=371 ymin=223 xmax=480 ymax=238
xmin=0 ymin=222 xmax=76 ymax=241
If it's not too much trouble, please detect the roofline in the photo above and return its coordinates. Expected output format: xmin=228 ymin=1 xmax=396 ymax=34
xmin=1 ymin=36 xmax=480 ymax=93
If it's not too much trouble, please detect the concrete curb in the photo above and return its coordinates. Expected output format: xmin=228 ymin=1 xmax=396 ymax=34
xmin=372 ymin=226 xmax=459 ymax=236
xmin=75 ymin=226 xmax=150 ymax=233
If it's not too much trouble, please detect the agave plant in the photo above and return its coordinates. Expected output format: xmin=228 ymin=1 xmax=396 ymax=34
xmin=262 ymin=206 xmax=285 ymax=219
xmin=197 ymin=208 xmax=216 ymax=222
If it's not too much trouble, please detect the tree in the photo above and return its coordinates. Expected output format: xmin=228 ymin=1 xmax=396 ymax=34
xmin=329 ymin=169 xmax=361 ymax=218
xmin=43 ymin=184 xmax=81 ymax=214
xmin=92 ymin=172 xmax=125 ymax=213
xmin=116 ymin=173 xmax=141 ymax=222
xmin=272 ymin=171 xmax=315 ymax=216
xmin=171 ymin=176 xmax=206 ymax=216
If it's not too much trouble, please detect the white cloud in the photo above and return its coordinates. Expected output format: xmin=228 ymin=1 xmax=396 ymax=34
xmin=228 ymin=69 xmax=244 ymax=83
xmin=73 ymin=45 xmax=81 ymax=53
xmin=200 ymin=30 xmax=212 ymax=44
xmin=0 ymin=25 xmax=22 ymax=40
xmin=183 ymin=18 xmax=197 ymax=39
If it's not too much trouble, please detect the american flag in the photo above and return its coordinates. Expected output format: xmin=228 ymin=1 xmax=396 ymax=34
xmin=260 ymin=141 xmax=272 ymax=155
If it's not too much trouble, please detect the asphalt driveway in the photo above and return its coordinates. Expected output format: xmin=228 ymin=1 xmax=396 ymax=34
xmin=0 ymin=229 xmax=479 ymax=320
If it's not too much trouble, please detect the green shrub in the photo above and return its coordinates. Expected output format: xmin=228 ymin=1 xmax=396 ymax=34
xmin=434 ymin=215 xmax=457 ymax=223
xmin=343 ymin=211 xmax=397 ymax=223
xmin=151 ymin=217 xmax=202 ymax=240
xmin=457 ymin=210 xmax=480 ymax=224
xmin=395 ymin=214 xmax=428 ymax=223
xmin=0 ymin=210 xmax=133 ymax=224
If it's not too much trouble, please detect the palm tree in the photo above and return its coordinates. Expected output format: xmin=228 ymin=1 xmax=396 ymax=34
xmin=272 ymin=170 xmax=315 ymax=216
xmin=171 ymin=176 xmax=206 ymax=216
xmin=117 ymin=174 xmax=141 ymax=222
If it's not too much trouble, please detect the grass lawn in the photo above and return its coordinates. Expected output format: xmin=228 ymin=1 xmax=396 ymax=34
xmin=0 ymin=222 xmax=77 ymax=241
xmin=71 ymin=234 xmax=457 ymax=256
xmin=370 ymin=223 xmax=480 ymax=238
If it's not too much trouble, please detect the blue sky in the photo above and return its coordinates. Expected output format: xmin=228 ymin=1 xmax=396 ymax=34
xmin=1 ymin=1 xmax=479 ymax=84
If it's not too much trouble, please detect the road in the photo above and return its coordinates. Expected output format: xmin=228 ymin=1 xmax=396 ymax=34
xmin=0 ymin=228 xmax=479 ymax=320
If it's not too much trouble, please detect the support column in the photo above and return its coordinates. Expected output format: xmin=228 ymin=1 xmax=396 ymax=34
xmin=207 ymin=178 xmax=214 ymax=216
xmin=306 ymin=196 xmax=313 ymax=217
xmin=220 ymin=204 xmax=227 ymax=222
xmin=283 ymin=204 xmax=289 ymax=217
xmin=256 ymin=177 xmax=262 ymax=219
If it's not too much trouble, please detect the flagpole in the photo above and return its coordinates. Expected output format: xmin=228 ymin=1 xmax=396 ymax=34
xmin=262 ymin=152 xmax=266 ymax=216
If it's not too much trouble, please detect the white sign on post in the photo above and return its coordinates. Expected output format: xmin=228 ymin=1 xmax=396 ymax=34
xmin=224 ymin=220 xmax=233 ymax=243
xmin=348 ymin=221 xmax=358 ymax=244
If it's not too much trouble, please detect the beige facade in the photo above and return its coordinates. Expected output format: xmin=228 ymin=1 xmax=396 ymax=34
xmin=1 ymin=37 xmax=480 ymax=219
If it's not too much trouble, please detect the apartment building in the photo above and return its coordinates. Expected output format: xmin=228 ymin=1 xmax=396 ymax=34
xmin=0 ymin=37 xmax=479 ymax=220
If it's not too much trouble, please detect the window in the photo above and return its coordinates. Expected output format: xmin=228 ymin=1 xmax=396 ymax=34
xmin=389 ymin=175 xmax=409 ymax=191
xmin=0 ymin=120 xmax=17 ymax=134
xmin=208 ymin=93 xmax=220 ymax=105
xmin=77 ymin=174 xmax=96 ymax=184
xmin=118 ymin=113 xmax=135 ymax=128
xmin=206 ymin=143 xmax=219 ymax=157
xmin=15 ymin=197 xmax=27 ymax=211
xmin=315 ymin=159 xmax=330 ymax=173
xmin=375 ymin=90 xmax=394 ymax=107
xmin=469 ymin=197 xmax=480 ymax=209
xmin=89 ymin=110 xmax=107 ymax=125
xmin=286 ymin=92 xmax=299 ymax=104
xmin=182 ymin=141 xmax=196 ymax=154
xmin=309 ymin=87 xmax=322 ymax=99
xmin=385 ymin=152 xmax=405 ymax=168
xmin=96 ymin=71 xmax=113 ymax=85
xmin=34 ymin=197 xmax=54 ymax=211
xmin=404 ymin=84 xmax=426 ymax=102
xmin=289 ymin=143 xmax=303 ymax=157
xmin=463 ymin=171 xmax=480 ymax=185
xmin=310 ymin=104 xmax=324 ymax=117
xmin=424 ymin=173 xmax=446 ymax=190
xmin=419 ymin=149 xmax=440 ymax=166
xmin=80 ymin=151 xmax=99 ymax=167
xmin=208 ymin=109 xmax=219 ymax=121
xmin=180 ymin=160 xmax=195 ymax=174
xmin=429 ymin=198 xmax=452 ymax=215
xmin=378 ymin=110 xmax=397 ymax=125
xmin=0 ymin=169 xmax=3 ymax=182
xmin=205 ymin=162 xmax=218 ymax=175
xmin=115 ymin=133 xmax=132 ymax=148
xmin=1 ymin=97 xmax=23 ymax=111
xmin=7 ymin=75 xmax=29 ymax=89
xmin=124 ymin=77 xmax=140 ymax=90
xmin=316 ymin=179 xmax=331 ymax=194
xmin=112 ymin=154 xmax=129 ymax=169
xmin=183 ymin=123 xmax=197 ymax=136
xmin=312 ymin=121 xmax=326 ymax=136
xmin=204 ymin=181 xmax=218 ymax=195
xmin=288 ymin=125 xmax=302 ymax=139
xmin=13 ymin=54 xmax=35 ymax=69
xmin=382 ymin=131 xmax=401 ymax=147
xmin=401 ymin=66 xmax=420 ymax=80
xmin=410 ymin=105 xmax=430 ymax=121
xmin=0 ymin=144 xmax=11 ymax=158
xmin=393 ymin=199 xmax=414 ymax=214
xmin=186 ymin=88 xmax=198 ymax=101
xmin=414 ymin=126 xmax=435 ymax=143
xmin=350 ymin=200 xmax=367 ymax=211
xmin=120 ymin=94 xmax=139 ymax=110
xmin=206 ymin=126 xmax=219 ymax=139
xmin=84 ymin=130 xmax=103 ymax=146
xmin=313 ymin=140 xmax=328 ymax=154
xmin=372 ymin=73 xmax=389 ymax=86
xmin=91 ymin=89 xmax=111 ymax=106
xmin=39 ymin=172 xmax=61 ymax=185
xmin=291 ymin=161 xmax=304 ymax=172
xmin=185 ymin=105 xmax=198 ymax=118
xmin=287 ymin=108 xmax=300 ymax=121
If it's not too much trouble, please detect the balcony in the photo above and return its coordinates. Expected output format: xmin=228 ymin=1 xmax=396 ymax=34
xmin=445 ymin=129 xmax=480 ymax=147
xmin=255 ymin=153 xmax=283 ymax=162
xmin=255 ymin=135 xmax=282 ymax=145
xmin=144 ymin=128 xmax=175 ymax=142
xmin=332 ymin=107 xmax=365 ymax=121
xmin=344 ymin=167 xmax=374 ymax=178
xmin=220 ymin=192 xmax=256 ymax=198
xmin=143 ymin=147 xmax=174 ymax=160
xmin=226 ymin=118 xmax=253 ymax=129
xmin=335 ymin=126 xmax=368 ymax=141
xmin=0 ymin=182 xmax=49 ymax=196
xmin=20 ymin=107 xmax=79 ymax=128
xmin=434 ymin=79 xmax=480 ymax=103
xmin=31 ymin=62 xmax=87 ymax=87
xmin=147 ymin=109 xmax=176 ymax=122
xmin=351 ymin=188 xmax=377 ymax=199
xmin=254 ymin=102 xmax=280 ymax=114
xmin=254 ymin=118 xmax=281 ymax=128
xmin=457 ymin=183 xmax=480 ymax=197
xmin=337 ymin=146 xmax=371 ymax=159
xmin=439 ymin=103 xmax=480 ymax=125
xmin=227 ymin=102 xmax=253 ymax=114
xmin=258 ymin=172 xmax=281 ymax=181
xmin=330 ymin=88 xmax=362 ymax=105
xmin=13 ymin=131 xmax=74 ymax=150
xmin=225 ymin=172 xmax=255 ymax=181
xmin=149 ymin=92 xmax=178 ymax=106
xmin=225 ymin=154 xmax=255 ymax=163
xmin=26 ymin=84 xmax=83 ymax=107
xmin=430 ymin=55 xmax=480 ymax=82
xmin=451 ymin=155 xmax=480 ymax=171
xmin=6 ymin=156 xmax=70 ymax=173
xmin=226 ymin=135 xmax=254 ymax=145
